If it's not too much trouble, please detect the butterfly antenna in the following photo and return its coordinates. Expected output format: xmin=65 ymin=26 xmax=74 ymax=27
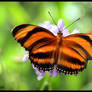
xmin=66 ymin=18 xmax=80 ymax=28
xmin=48 ymin=11 xmax=57 ymax=25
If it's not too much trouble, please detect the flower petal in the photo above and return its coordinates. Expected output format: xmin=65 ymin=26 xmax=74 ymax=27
xmin=74 ymin=73 xmax=78 ymax=76
xmin=49 ymin=65 xmax=57 ymax=77
xmin=57 ymin=19 xmax=65 ymax=31
xmin=32 ymin=64 xmax=46 ymax=80
xmin=24 ymin=50 xmax=29 ymax=54
xmin=22 ymin=55 xmax=29 ymax=62
xmin=38 ymin=21 xmax=52 ymax=30
xmin=50 ymin=24 xmax=58 ymax=36
xmin=38 ymin=21 xmax=59 ymax=36
xmin=71 ymin=29 xmax=80 ymax=34
xmin=43 ymin=21 xmax=51 ymax=25
xmin=37 ymin=71 xmax=46 ymax=80
xmin=62 ymin=27 xmax=70 ymax=37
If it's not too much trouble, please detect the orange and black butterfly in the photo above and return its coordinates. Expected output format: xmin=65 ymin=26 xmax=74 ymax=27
xmin=12 ymin=24 xmax=92 ymax=75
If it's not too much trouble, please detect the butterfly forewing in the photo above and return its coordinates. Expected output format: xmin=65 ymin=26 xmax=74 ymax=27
xmin=12 ymin=24 xmax=57 ymax=71
xmin=57 ymin=33 xmax=92 ymax=75
xmin=12 ymin=24 xmax=56 ymax=51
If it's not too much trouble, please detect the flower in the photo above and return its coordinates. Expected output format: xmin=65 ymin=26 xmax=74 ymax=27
xmin=38 ymin=19 xmax=80 ymax=36
xmin=71 ymin=29 xmax=80 ymax=34
xmin=22 ymin=51 xmax=29 ymax=62
xmin=32 ymin=64 xmax=46 ymax=80
xmin=49 ymin=65 xmax=61 ymax=77
xmin=22 ymin=19 xmax=80 ymax=80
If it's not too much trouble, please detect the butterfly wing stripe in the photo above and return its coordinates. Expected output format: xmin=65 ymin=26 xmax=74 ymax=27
xmin=30 ymin=57 xmax=53 ymax=63
xmin=28 ymin=38 xmax=53 ymax=51
xmin=29 ymin=27 xmax=55 ymax=37
xmin=23 ymin=31 xmax=56 ymax=49
xmin=57 ymin=59 xmax=85 ymax=70
xmin=64 ymin=34 xmax=92 ymax=59
xmin=29 ymin=50 xmax=55 ymax=70
xmin=31 ymin=61 xmax=54 ymax=68
xmin=63 ymin=38 xmax=91 ymax=59
xmin=57 ymin=56 xmax=85 ymax=69
xmin=30 ymin=51 xmax=54 ymax=59
xmin=17 ymin=30 xmax=37 ymax=46
xmin=57 ymin=64 xmax=85 ymax=74
xmin=62 ymin=53 xmax=85 ymax=65
xmin=62 ymin=41 xmax=87 ymax=60
xmin=62 ymin=40 xmax=90 ymax=60
xmin=72 ymin=41 xmax=91 ymax=59
xmin=68 ymin=47 xmax=86 ymax=61
xmin=73 ymin=34 xmax=92 ymax=45
xmin=18 ymin=37 xmax=51 ymax=50
xmin=17 ymin=27 xmax=55 ymax=41
xmin=12 ymin=24 xmax=30 ymax=36
xmin=15 ymin=28 xmax=52 ymax=43
xmin=59 ymin=45 xmax=86 ymax=65
xmin=31 ymin=59 xmax=54 ymax=71
xmin=13 ymin=25 xmax=55 ymax=41
xmin=57 ymin=65 xmax=85 ymax=72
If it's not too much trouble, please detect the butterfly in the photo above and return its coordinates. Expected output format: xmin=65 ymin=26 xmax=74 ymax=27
xmin=12 ymin=24 xmax=92 ymax=75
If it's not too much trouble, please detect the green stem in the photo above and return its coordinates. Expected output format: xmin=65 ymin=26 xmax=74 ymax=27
xmin=40 ymin=78 xmax=48 ymax=90
xmin=48 ymin=76 xmax=52 ymax=90
xmin=40 ymin=75 xmax=52 ymax=90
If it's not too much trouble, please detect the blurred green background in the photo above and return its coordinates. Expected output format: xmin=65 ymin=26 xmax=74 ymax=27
xmin=0 ymin=1 xmax=92 ymax=90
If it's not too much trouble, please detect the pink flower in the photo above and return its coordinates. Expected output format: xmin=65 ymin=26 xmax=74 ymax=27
xmin=22 ymin=19 xmax=80 ymax=80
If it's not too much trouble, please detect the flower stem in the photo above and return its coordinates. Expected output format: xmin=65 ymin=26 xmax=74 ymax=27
xmin=48 ymin=76 xmax=52 ymax=90
xmin=40 ymin=75 xmax=52 ymax=90
xmin=40 ymin=78 xmax=48 ymax=90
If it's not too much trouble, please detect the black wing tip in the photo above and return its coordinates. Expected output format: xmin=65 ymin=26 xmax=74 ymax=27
xmin=12 ymin=24 xmax=31 ymax=37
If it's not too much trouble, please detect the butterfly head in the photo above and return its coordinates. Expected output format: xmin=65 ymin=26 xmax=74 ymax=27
xmin=57 ymin=31 xmax=63 ymax=36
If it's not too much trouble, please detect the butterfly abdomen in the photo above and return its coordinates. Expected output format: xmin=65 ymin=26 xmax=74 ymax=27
xmin=55 ymin=33 xmax=63 ymax=62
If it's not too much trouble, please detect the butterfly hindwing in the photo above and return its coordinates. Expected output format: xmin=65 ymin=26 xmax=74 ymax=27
xmin=56 ymin=33 xmax=92 ymax=75
xmin=29 ymin=39 xmax=57 ymax=71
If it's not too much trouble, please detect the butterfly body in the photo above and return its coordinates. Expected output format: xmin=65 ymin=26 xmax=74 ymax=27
xmin=12 ymin=24 xmax=92 ymax=75
xmin=55 ymin=32 xmax=63 ymax=63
